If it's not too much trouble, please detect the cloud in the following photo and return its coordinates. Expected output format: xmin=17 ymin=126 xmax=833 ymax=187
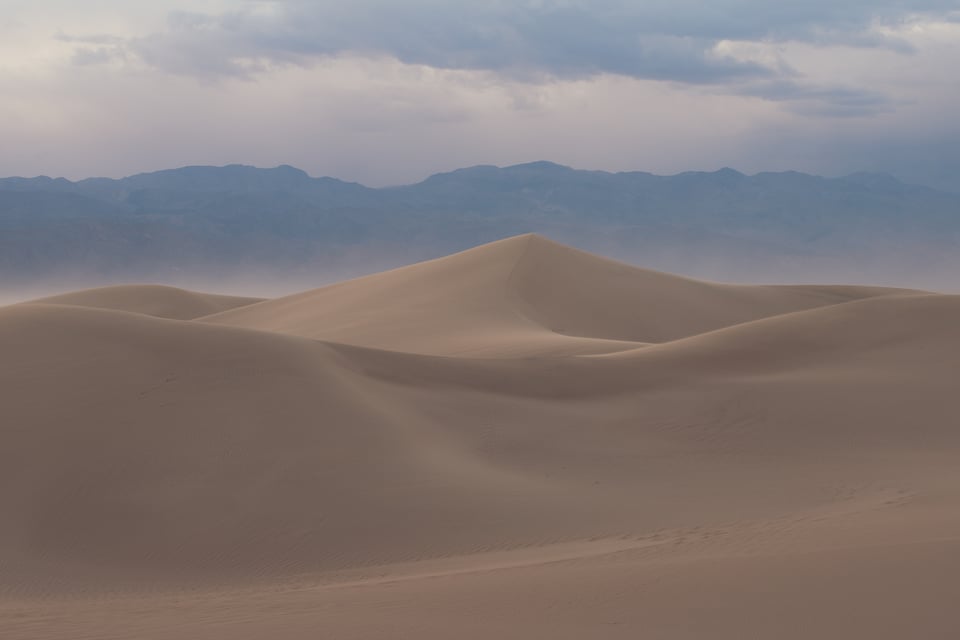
xmin=50 ymin=0 xmax=956 ymax=117
xmin=106 ymin=4 xmax=772 ymax=83
xmin=70 ymin=47 xmax=127 ymax=66
xmin=737 ymin=80 xmax=896 ymax=117
xmin=2 ymin=0 xmax=958 ymax=189
xmin=55 ymin=32 xmax=126 ymax=46
xmin=64 ymin=1 xmax=954 ymax=82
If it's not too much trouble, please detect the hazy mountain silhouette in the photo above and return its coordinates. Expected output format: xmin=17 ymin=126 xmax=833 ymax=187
xmin=1 ymin=162 xmax=958 ymax=287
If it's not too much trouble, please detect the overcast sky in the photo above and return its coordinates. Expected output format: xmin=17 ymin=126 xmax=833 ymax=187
xmin=2 ymin=0 xmax=959 ymax=189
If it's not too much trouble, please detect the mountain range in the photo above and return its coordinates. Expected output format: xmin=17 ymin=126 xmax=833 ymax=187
xmin=1 ymin=161 xmax=958 ymax=289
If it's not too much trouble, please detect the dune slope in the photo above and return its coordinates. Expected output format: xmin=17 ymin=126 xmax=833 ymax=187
xmin=28 ymin=284 xmax=263 ymax=320
xmin=202 ymin=234 xmax=914 ymax=355
xmin=1 ymin=235 xmax=958 ymax=639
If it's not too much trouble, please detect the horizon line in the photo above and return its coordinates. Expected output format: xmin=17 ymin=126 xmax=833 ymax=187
xmin=0 ymin=161 xmax=913 ymax=191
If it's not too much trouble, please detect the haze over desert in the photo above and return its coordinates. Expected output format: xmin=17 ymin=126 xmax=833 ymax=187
xmin=1 ymin=234 xmax=959 ymax=638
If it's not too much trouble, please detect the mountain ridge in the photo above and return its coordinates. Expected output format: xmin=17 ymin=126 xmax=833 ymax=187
xmin=1 ymin=162 xmax=957 ymax=288
xmin=0 ymin=161 xmax=924 ymax=192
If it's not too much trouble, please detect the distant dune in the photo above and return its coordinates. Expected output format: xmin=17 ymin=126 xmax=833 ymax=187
xmin=1 ymin=235 xmax=959 ymax=639
xmin=28 ymin=284 xmax=263 ymax=320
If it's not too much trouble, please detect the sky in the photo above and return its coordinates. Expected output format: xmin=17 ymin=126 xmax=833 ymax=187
xmin=1 ymin=0 xmax=959 ymax=189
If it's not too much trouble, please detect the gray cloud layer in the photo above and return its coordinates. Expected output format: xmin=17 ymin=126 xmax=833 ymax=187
xmin=63 ymin=0 xmax=958 ymax=115
xmin=738 ymin=81 xmax=896 ymax=117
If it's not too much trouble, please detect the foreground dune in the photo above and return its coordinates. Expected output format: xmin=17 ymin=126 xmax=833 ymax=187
xmin=1 ymin=235 xmax=958 ymax=639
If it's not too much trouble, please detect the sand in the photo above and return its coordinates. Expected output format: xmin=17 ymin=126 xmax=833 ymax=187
xmin=1 ymin=234 xmax=958 ymax=639
xmin=28 ymin=284 xmax=264 ymax=320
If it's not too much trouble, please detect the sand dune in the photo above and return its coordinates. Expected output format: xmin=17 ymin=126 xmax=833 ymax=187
xmin=28 ymin=284 xmax=263 ymax=320
xmin=1 ymin=235 xmax=958 ymax=639
xmin=203 ymin=233 xmax=914 ymax=355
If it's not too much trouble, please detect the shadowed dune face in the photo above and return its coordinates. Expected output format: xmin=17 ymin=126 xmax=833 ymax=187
xmin=1 ymin=234 xmax=959 ymax=639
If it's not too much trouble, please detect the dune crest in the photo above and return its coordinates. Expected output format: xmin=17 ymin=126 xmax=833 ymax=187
xmin=27 ymin=284 xmax=263 ymax=320
xmin=1 ymin=234 xmax=958 ymax=639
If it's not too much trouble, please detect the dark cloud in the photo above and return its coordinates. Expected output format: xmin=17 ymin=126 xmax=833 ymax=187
xmin=54 ymin=1 xmax=960 ymax=115
xmin=112 ymin=4 xmax=772 ymax=83
xmin=70 ymin=1 xmax=954 ymax=81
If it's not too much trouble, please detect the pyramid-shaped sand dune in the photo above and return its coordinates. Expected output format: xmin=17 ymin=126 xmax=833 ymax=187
xmin=202 ymin=234 xmax=913 ymax=354
xmin=2 ymin=235 xmax=959 ymax=639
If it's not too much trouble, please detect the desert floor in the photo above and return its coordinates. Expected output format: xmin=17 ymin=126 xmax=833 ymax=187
xmin=2 ymin=234 xmax=958 ymax=638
